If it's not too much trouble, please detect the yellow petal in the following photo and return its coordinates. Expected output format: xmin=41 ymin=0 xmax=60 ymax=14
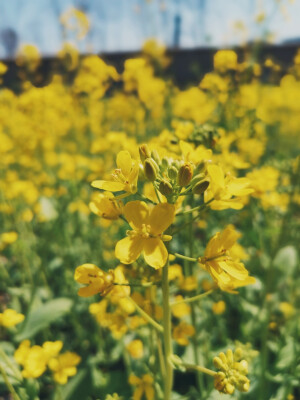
xmin=148 ymin=203 xmax=175 ymax=235
xmin=218 ymin=261 xmax=248 ymax=280
xmin=145 ymin=385 xmax=155 ymax=400
xmin=219 ymin=226 xmax=240 ymax=250
xmin=143 ymin=238 xmax=168 ymax=269
xmin=74 ymin=264 xmax=102 ymax=284
xmin=91 ymin=180 xmax=126 ymax=192
xmin=124 ymin=201 xmax=149 ymax=230
xmin=115 ymin=237 xmax=144 ymax=264
xmin=207 ymin=165 xmax=225 ymax=188
xmin=116 ymin=150 xmax=132 ymax=176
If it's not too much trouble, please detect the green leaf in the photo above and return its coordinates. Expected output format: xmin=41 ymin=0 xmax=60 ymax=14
xmin=273 ymin=246 xmax=298 ymax=274
xmin=276 ymin=337 xmax=295 ymax=370
xmin=15 ymin=298 xmax=73 ymax=341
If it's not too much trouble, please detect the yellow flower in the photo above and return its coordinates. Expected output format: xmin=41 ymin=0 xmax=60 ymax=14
xmin=129 ymin=374 xmax=154 ymax=400
xmin=115 ymin=201 xmax=175 ymax=269
xmin=126 ymin=339 xmax=144 ymax=359
xmin=48 ymin=352 xmax=81 ymax=384
xmin=0 ymin=231 xmax=18 ymax=251
xmin=0 ymin=309 xmax=24 ymax=328
xmin=89 ymin=191 xmax=122 ymax=220
xmin=213 ymin=348 xmax=250 ymax=394
xmin=214 ymin=50 xmax=238 ymax=73
xmin=205 ymin=164 xmax=253 ymax=210
xmin=199 ymin=226 xmax=255 ymax=293
xmin=212 ymin=301 xmax=226 ymax=315
xmin=74 ymin=264 xmax=115 ymax=297
xmin=14 ymin=341 xmax=48 ymax=379
xmin=173 ymin=321 xmax=195 ymax=346
xmin=171 ymin=296 xmax=191 ymax=318
xmin=92 ymin=151 xmax=139 ymax=195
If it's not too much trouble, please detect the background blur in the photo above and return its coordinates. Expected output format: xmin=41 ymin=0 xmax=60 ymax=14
xmin=0 ymin=0 xmax=300 ymax=58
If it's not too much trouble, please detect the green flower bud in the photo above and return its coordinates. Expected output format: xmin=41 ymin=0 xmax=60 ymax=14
xmin=192 ymin=180 xmax=209 ymax=195
xmin=161 ymin=157 xmax=169 ymax=171
xmin=177 ymin=163 xmax=194 ymax=187
xmin=159 ymin=180 xmax=173 ymax=196
xmin=151 ymin=149 xmax=161 ymax=165
xmin=144 ymin=158 xmax=159 ymax=181
xmin=139 ymin=144 xmax=151 ymax=161
xmin=168 ymin=166 xmax=178 ymax=180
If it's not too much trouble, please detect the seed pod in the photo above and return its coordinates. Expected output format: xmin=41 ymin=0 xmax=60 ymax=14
xmin=144 ymin=158 xmax=158 ymax=181
xmin=139 ymin=144 xmax=151 ymax=161
xmin=161 ymin=157 xmax=169 ymax=171
xmin=168 ymin=165 xmax=178 ymax=180
xmin=159 ymin=180 xmax=173 ymax=196
xmin=192 ymin=180 xmax=209 ymax=194
xmin=177 ymin=163 xmax=194 ymax=187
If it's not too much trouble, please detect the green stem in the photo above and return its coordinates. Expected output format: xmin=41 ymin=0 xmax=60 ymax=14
xmin=170 ymin=290 xmax=214 ymax=306
xmin=173 ymin=253 xmax=197 ymax=262
xmin=127 ymin=296 xmax=163 ymax=333
xmin=162 ymin=255 xmax=173 ymax=400
xmin=0 ymin=363 xmax=21 ymax=400
xmin=180 ymin=363 xmax=217 ymax=377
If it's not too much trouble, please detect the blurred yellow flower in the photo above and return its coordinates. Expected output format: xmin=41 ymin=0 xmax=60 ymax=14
xmin=129 ymin=374 xmax=154 ymax=400
xmin=126 ymin=339 xmax=144 ymax=359
xmin=0 ymin=309 xmax=24 ymax=328
xmin=48 ymin=352 xmax=81 ymax=384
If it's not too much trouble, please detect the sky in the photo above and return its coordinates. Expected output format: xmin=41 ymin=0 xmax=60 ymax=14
xmin=0 ymin=0 xmax=299 ymax=58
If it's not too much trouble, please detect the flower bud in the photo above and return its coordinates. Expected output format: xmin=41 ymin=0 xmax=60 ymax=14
xmin=177 ymin=163 xmax=193 ymax=187
xmin=139 ymin=144 xmax=151 ymax=161
xmin=192 ymin=180 xmax=209 ymax=195
xmin=159 ymin=180 xmax=173 ymax=196
xmin=144 ymin=158 xmax=158 ymax=181
xmin=168 ymin=166 xmax=178 ymax=180
xmin=151 ymin=149 xmax=161 ymax=165
xmin=161 ymin=157 xmax=169 ymax=171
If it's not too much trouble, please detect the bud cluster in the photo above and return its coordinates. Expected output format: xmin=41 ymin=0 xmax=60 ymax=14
xmin=139 ymin=144 xmax=210 ymax=203
xmin=213 ymin=348 xmax=250 ymax=395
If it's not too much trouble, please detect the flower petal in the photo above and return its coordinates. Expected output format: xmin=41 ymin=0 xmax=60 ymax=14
xmin=91 ymin=180 xmax=126 ymax=192
xmin=218 ymin=261 xmax=249 ymax=280
xmin=124 ymin=201 xmax=149 ymax=230
xmin=115 ymin=237 xmax=143 ymax=264
xmin=207 ymin=165 xmax=225 ymax=188
xmin=148 ymin=203 xmax=175 ymax=235
xmin=116 ymin=150 xmax=132 ymax=176
xmin=143 ymin=238 xmax=168 ymax=269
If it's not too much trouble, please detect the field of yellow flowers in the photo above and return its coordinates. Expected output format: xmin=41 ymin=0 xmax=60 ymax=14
xmin=0 ymin=40 xmax=299 ymax=400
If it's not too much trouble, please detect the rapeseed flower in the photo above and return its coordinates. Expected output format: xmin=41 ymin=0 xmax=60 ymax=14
xmin=0 ymin=309 xmax=24 ymax=328
xmin=74 ymin=264 xmax=115 ymax=297
xmin=199 ymin=226 xmax=255 ymax=292
xmin=129 ymin=374 xmax=155 ymax=400
xmin=115 ymin=201 xmax=175 ymax=269
xmin=48 ymin=352 xmax=81 ymax=384
xmin=92 ymin=151 xmax=139 ymax=195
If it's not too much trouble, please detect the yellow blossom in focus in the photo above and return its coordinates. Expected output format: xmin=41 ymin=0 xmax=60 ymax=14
xmin=92 ymin=151 xmax=139 ymax=195
xmin=115 ymin=201 xmax=175 ymax=269
xmin=89 ymin=191 xmax=122 ymax=220
xmin=0 ymin=309 xmax=24 ymax=328
xmin=129 ymin=374 xmax=154 ymax=400
xmin=199 ymin=226 xmax=255 ymax=293
xmin=74 ymin=264 xmax=115 ymax=297
xmin=205 ymin=164 xmax=253 ymax=210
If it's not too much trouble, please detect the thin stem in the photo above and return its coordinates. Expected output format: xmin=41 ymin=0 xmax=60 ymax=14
xmin=113 ymin=280 xmax=160 ymax=288
xmin=170 ymin=290 xmax=214 ymax=306
xmin=176 ymin=199 xmax=214 ymax=216
xmin=0 ymin=363 xmax=21 ymax=400
xmin=180 ymin=363 xmax=217 ymax=377
xmin=126 ymin=296 xmax=163 ymax=333
xmin=173 ymin=253 xmax=197 ymax=262
xmin=162 ymin=255 xmax=173 ymax=400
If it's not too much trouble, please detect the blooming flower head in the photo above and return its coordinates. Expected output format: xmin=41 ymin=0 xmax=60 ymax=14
xmin=0 ymin=309 xmax=24 ymax=328
xmin=115 ymin=201 xmax=175 ymax=269
xmin=91 ymin=151 xmax=139 ymax=195
xmin=205 ymin=164 xmax=253 ymax=210
xmin=74 ymin=263 xmax=115 ymax=297
xmin=14 ymin=340 xmax=48 ymax=379
xmin=89 ymin=191 xmax=122 ymax=220
xmin=48 ymin=352 xmax=81 ymax=384
xmin=199 ymin=225 xmax=255 ymax=293
xmin=213 ymin=348 xmax=250 ymax=394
